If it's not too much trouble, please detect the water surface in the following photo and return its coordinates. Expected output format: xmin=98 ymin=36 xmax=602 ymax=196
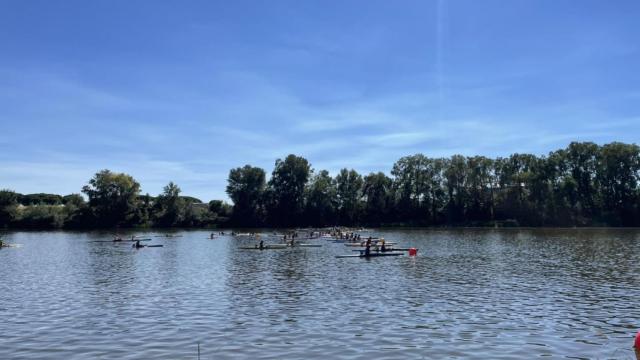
xmin=1 ymin=229 xmax=638 ymax=359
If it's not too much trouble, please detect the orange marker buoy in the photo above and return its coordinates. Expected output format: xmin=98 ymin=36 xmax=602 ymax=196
xmin=408 ymin=248 xmax=418 ymax=256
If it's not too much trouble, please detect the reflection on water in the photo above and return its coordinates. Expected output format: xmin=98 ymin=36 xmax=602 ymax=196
xmin=1 ymin=229 xmax=639 ymax=359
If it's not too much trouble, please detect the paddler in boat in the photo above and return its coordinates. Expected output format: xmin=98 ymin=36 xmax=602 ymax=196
xmin=133 ymin=240 xmax=143 ymax=249
xmin=210 ymin=233 xmax=215 ymax=239
xmin=380 ymin=238 xmax=386 ymax=252
xmin=364 ymin=238 xmax=372 ymax=256
xmin=254 ymin=234 xmax=263 ymax=249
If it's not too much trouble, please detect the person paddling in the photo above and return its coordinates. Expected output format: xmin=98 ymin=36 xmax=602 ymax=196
xmin=380 ymin=238 xmax=386 ymax=252
xmin=133 ymin=240 xmax=143 ymax=249
xmin=364 ymin=238 xmax=372 ymax=256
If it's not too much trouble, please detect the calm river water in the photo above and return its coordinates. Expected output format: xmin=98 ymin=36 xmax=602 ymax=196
xmin=1 ymin=229 xmax=639 ymax=359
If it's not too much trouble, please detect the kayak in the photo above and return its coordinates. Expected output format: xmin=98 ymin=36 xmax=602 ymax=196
xmin=134 ymin=244 xmax=164 ymax=248
xmin=289 ymin=243 xmax=322 ymax=248
xmin=239 ymin=245 xmax=287 ymax=250
xmin=344 ymin=242 xmax=396 ymax=247
xmin=331 ymin=238 xmax=381 ymax=243
xmin=92 ymin=239 xmax=152 ymax=243
xmin=113 ymin=238 xmax=152 ymax=242
xmin=336 ymin=252 xmax=404 ymax=258
xmin=271 ymin=235 xmax=321 ymax=240
xmin=351 ymin=248 xmax=416 ymax=252
xmin=0 ymin=243 xmax=21 ymax=248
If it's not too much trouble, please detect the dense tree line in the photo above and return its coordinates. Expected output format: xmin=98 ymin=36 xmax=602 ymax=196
xmin=0 ymin=170 xmax=231 ymax=229
xmin=1 ymin=142 xmax=639 ymax=229
xmin=226 ymin=142 xmax=640 ymax=227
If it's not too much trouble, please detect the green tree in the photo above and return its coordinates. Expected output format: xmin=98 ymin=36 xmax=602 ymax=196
xmin=0 ymin=189 xmax=19 ymax=227
xmin=15 ymin=205 xmax=66 ymax=229
xmin=444 ymin=155 xmax=468 ymax=223
xmin=391 ymin=155 xmax=426 ymax=223
xmin=335 ymin=168 xmax=363 ymax=225
xmin=19 ymin=193 xmax=63 ymax=206
xmin=62 ymin=194 xmax=86 ymax=207
xmin=61 ymin=193 xmax=88 ymax=228
xmin=154 ymin=182 xmax=186 ymax=227
xmin=565 ymin=142 xmax=601 ymax=217
xmin=304 ymin=170 xmax=338 ymax=226
xmin=597 ymin=142 xmax=640 ymax=225
xmin=81 ymin=169 xmax=141 ymax=227
xmin=267 ymin=155 xmax=312 ymax=226
xmin=209 ymin=200 xmax=232 ymax=217
xmin=465 ymin=156 xmax=494 ymax=223
xmin=226 ymin=165 xmax=266 ymax=226
xmin=362 ymin=172 xmax=392 ymax=225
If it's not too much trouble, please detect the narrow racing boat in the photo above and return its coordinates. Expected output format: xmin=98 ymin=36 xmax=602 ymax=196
xmin=336 ymin=252 xmax=404 ymax=258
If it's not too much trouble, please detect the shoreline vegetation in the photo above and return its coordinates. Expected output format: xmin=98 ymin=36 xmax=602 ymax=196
xmin=1 ymin=141 xmax=640 ymax=230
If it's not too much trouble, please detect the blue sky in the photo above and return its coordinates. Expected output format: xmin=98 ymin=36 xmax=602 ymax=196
xmin=1 ymin=0 xmax=639 ymax=201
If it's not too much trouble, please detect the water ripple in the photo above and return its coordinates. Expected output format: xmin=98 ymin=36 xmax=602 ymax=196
xmin=1 ymin=229 xmax=639 ymax=358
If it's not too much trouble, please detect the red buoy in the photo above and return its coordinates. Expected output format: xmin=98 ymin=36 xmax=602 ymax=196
xmin=408 ymin=248 xmax=417 ymax=256
xmin=635 ymin=330 xmax=640 ymax=349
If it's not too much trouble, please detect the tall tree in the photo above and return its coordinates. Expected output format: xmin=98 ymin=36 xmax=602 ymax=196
xmin=391 ymin=154 xmax=431 ymax=223
xmin=444 ymin=155 xmax=468 ymax=223
xmin=335 ymin=168 xmax=363 ymax=225
xmin=0 ymin=189 xmax=19 ymax=227
xmin=597 ymin=142 xmax=640 ymax=225
xmin=154 ymin=182 xmax=186 ymax=227
xmin=362 ymin=172 xmax=392 ymax=225
xmin=565 ymin=142 xmax=601 ymax=217
xmin=81 ymin=170 xmax=141 ymax=227
xmin=465 ymin=156 xmax=494 ymax=223
xmin=304 ymin=170 xmax=338 ymax=226
xmin=267 ymin=155 xmax=311 ymax=226
xmin=226 ymin=165 xmax=266 ymax=226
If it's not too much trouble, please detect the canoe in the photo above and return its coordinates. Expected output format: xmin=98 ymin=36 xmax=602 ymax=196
xmin=133 ymin=244 xmax=164 ymax=248
xmin=289 ymin=244 xmax=322 ymax=248
xmin=336 ymin=252 xmax=404 ymax=258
